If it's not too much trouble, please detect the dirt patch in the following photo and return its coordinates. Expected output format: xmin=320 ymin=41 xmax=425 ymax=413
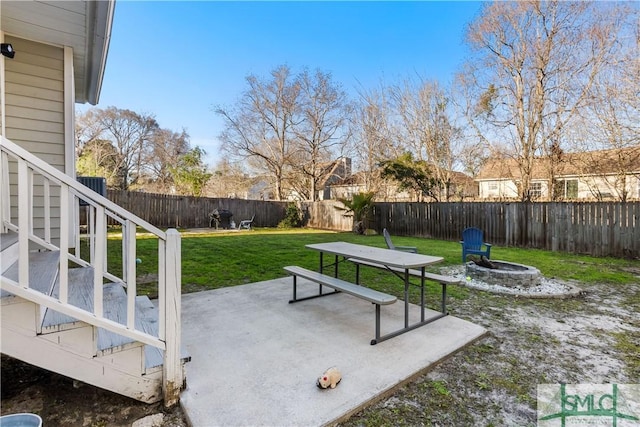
xmin=0 ymin=357 xmax=187 ymax=426
xmin=2 ymin=272 xmax=638 ymax=426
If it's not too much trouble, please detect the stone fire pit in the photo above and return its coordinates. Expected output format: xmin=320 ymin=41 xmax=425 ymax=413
xmin=465 ymin=260 xmax=542 ymax=289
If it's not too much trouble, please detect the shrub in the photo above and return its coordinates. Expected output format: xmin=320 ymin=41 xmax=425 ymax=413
xmin=278 ymin=203 xmax=304 ymax=228
xmin=336 ymin=192 xmax=375 ymax=234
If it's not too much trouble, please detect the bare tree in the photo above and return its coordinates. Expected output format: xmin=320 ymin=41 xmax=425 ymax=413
xmin=460 ymin=1 xmax=631 ymax=201
xmin=291 ymin=68 xmax=351 ymax=201
xmin=216 ymin=65 xmax=301 ymax=200
xmin=145 ymin=128 xmax=190 ymax=193
xmin=570 ymin=16 xmax=640 ymax=201
xmin=76 ymin=138 xmax=120 ymax=185
xmin=389 ymin=78 xmax=461 ymax=200
xmin=204 ymin=158 xmax=252 ymax=198
xmin=350 ymin=85 xmax=398 ymax=194
xmin=75 ymin=109 xmax=104 ymax=156
xmin=76 ymin=107 xmax=159 ymax=190
xmin=76 ymin=109 xmax=117 ymax=185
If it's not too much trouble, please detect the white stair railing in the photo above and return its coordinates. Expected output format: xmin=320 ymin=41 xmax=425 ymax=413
xmin=0 ymin=135 xmax=182 ymax=406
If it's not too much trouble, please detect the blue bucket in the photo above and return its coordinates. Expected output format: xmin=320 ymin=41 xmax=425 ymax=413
xmin=0 ymin=413 xmax=43 ymax=427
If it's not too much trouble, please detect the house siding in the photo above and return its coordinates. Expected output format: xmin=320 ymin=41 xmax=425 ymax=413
xmin=577 ymin=174 xmax=640 ymax=200
xmin=478 ymin=180 xmax=519 ymax=199
xmin=3 ymin=35 xmax=66 ymax=242
xmin=479 ymin=175 xmax=640 ymax=201
xmin=476 ymin=147 xmax=640 ymax=201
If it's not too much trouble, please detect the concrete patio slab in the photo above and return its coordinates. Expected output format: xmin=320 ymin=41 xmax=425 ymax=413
xmin=180 ymin=277 xmax=487 ymax=427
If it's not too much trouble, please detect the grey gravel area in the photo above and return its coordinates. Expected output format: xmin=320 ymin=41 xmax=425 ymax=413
xmin=441 ymin=265 xmax=584 ymax=298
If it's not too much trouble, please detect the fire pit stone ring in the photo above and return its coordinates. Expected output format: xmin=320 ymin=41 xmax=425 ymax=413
xmin=465 ymin=260 xmax=542 ymax=289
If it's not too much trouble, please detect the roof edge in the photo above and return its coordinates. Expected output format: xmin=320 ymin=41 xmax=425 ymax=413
xmin=84 ymin=0 xmax=116 ymax=105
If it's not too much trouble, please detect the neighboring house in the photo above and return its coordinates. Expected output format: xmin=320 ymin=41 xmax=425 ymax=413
xmin=441 ymin=170 xmax=477 ymax=201
xmin=476 ymin=147 xmax=640 ymax=201
xmin=327 ymin=171 xmax=369 ymax=200
xmin=317 ymin=157 xmax=352 ymax=200
xmin=244 ymin=157 xmax=476 ymax=202
xmin=327 ymin=169 xmax=476 ymax=202
xmin=327 ymin=171 xmax=414 ymax=201
xmin=282 ymin=157 xmax=352 ymax=201
xmin=1 ymin=1 xmax=187 ymax=407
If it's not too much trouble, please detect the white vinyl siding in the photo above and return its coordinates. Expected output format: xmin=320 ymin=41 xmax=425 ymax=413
xmin=1 ymin=1 xmax=90 ymax=100
xmin=5 ymin=37 xmax=65 ymax=158
xmin=478 ymin=180 xmax=518 ymax=199
xmin=4 ymin=35 xmax=66 ymax=242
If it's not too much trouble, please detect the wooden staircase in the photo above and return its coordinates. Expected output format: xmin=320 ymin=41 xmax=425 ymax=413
xmin=1 ymin=231 xmax=190 ymax=403
xmin=1 ymin=136 xmax=188 ymax=406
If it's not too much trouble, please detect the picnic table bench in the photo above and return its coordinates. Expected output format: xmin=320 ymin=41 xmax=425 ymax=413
xmin=283 ymin=266 xmax=397 ymax=345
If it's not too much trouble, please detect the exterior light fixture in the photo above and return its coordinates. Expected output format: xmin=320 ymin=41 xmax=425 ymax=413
xmin=1 ymin=43 xmax=15 ymax=59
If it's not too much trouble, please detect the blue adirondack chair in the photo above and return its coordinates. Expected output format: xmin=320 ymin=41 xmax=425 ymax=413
xmin=460 ymin=227 xmax=491 ymax=262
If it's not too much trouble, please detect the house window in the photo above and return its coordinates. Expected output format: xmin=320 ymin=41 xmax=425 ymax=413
xmin=566 ymin=180 xmax=578 ymax=199
xmin=529 ymin=182 xmax=543 ymax=199
xmin=555 ymin=179 xmax=578 ymax=199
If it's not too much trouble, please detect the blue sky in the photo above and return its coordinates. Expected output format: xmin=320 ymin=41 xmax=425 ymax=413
xmin=87 ymin=1 xmax=484 ymax=166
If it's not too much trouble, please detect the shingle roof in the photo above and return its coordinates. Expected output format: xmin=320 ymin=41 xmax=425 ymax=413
xmin=476 ymin=146 xmax=640 ymax=181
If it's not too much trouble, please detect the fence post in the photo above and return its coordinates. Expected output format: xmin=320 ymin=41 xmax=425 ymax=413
xmin=163 ymin=228 xmax=182 ymax=407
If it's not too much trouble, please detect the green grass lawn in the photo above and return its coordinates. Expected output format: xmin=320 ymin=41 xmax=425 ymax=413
xmin=107 ymin=227 xmax=638 ymax=304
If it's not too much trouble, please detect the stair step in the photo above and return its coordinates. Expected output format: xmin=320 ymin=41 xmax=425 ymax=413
xmin=29 ymin=265 xmax=189 ymax=372
xmin=137 ymin=296 xmax=163 ymax=371
xmin=0 ymin=230 xmax=18 ymax=251
xmin=43 ymin=270 xmax=142 ymax=352
xmin=42 ymin=266 xmax=96 ymax=332
xmin=99 ymin=294 xmax=191 ymax=367
xmin=41 ymin=270 xmax=159 ymax=356
xmin=1 ymin=250 xmax=60 ymax=300
xmin=136 ymin=296 xmax=191 ymax=372
xmin=1 ymin=231 xmax=19 ymax=274
xmin=96 ymin=283 xmax=145 ymax=355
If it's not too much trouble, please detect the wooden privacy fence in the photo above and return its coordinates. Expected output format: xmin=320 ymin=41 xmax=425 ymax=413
xmin=307 ymin=201 xmax=640 ymax=259
xmin=302 ymin=200 xmax=353 ymax=231
xmin=105 ymin=190 xmax=288 ymax=229
xmin=101 ymin=191 xmax=639 ymax=258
